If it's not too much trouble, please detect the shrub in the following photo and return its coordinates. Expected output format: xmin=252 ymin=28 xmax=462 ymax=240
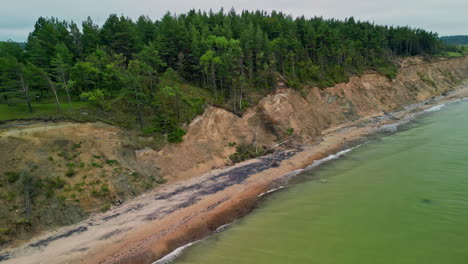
xmin=45 ymin=188 xmax=54 ymax=198
xmin=100 ymin=184 xmax=110 ymax=195
xmin=144 ymin=114 xmax=178 ymax=134
xmin=91 ymin=184 xmax=110 ymax=197
xmin=186 ymin=97 xmax=206 ymax=115
xmin=90 ymin=161 xmax=103 ymax=168
xmin=155 ymin=176 xmax=167 ymax=184
xmin=72 ymin=143 xmax=82 ymax=149
xmin=105 ymin=159 xmax=119 ymax=165
xmin=3 ymin=192 xmax=16 ymax=202
xmin=285 ymin=128 xmax=294 ymax=136
xmin=5 ymin=172 xmax=20 ymax=183
xmin=376 ymin=65 xmax=398 ymax=79
xmin=80 ymin=89 xmax=109 ymax=110
xmin=46 ymin=176 xmax=66 ymax=189
xmin=130 ymin=172 xmax=139 ymax=179
xmin=101 ymin=203 xmax=111 ymax=212
xmin=168 ymin=127 xmax=186 ymax=143
xmin=74 ymin=183 xmax=84 ymax=193
xmin=66 ymin=169 xmax=75 ymax=177
xmin=229 ymin=143 xmax=259 ymax=164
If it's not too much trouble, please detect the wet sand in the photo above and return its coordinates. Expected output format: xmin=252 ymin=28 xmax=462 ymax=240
xmin=1 ymin=84 xmax=468 ymax=264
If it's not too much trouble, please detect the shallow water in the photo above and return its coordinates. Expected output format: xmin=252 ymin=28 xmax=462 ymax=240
xmin=172 ymin=101 xmax=468 ymax=264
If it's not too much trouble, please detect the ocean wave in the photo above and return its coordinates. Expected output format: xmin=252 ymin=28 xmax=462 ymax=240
xmin=305 ymin=146 xmax=357 ymax=170
xmin=258 ymin=186 xmax=288 ymax=198
xmin=424 ymin=103 xmax=447 ymax=113
xmin=153 ymin=240 xmax=201 ymax=264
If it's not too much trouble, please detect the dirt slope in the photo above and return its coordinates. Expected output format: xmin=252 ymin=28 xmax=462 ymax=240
xmin=0 ymin=122 xmax=164 ymax=245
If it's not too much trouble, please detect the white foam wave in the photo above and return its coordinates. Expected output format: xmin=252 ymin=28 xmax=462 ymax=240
xmin=305 ymin=146 xmax=356 ymax=170
xmin=153 ymin=240 xmax=200 ymax=264
xmin=378 ymin=118 xmax=413 ymax=132
xmin=215 ymin=221 xmax=237 ymax=232
xmin=424 ymin=103 xmax=446 ymax=113
xmin=258 ymin=186 xmax=287 ymax=198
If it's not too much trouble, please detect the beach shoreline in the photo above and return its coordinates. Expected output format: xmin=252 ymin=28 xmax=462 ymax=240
xmin=2 ymin=82 xmax=466 ymax=264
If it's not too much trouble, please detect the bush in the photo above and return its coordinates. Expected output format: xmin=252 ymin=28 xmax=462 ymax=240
xmin=65 ymin=169 xmax=75 ymax=177
xmin=155 ymin=176 xmax=167 ymax=184
xmin=100 ymin=184 xmax=110 ymax=195
xmin=167 ymin=127 xmax=186 ymax=143
xmin=45 ymin=176 xmax=66 ymax=189
xmin=3 ymin=192 xmax=16 ymax=202
xmin=105 ymin=159 xmax=119 ymax=165
xmin=72 ymin=143 xmax=82 ymax=149
xmin=284 ymin=128 xmax=294 ymax=136
xmin=376 ymin=65 xmax=398 ymax=79
xmin=91 ymin=184 xmax=110 ymax=197
xmin=101 ymin=204 xmax=111 ymax=212
xmin=5 ymin=172 xmax=20 ymax=183
xmin=90 ymin=161 xmax=103 ymax=168
xmin=229 ymin=143 xmax=259 ymax=164
xmin=80 ymin=89 xmax=109 ymax=110
xmin=144 ymin=114 xmax=178 ymax=134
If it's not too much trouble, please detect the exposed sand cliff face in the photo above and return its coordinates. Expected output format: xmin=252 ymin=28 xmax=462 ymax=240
xmin=137 ymin=56 xmax=468 ymax=183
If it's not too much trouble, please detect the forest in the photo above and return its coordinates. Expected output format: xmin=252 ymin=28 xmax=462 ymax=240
xmin=440 ymin=35 xmax=468 ymax=45
xmin=0 ymin=9 xmax=445 ymax=142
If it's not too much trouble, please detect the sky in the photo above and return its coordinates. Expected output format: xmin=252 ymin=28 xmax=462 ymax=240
xmin=1 ymin=0 xmax=467 ymax=41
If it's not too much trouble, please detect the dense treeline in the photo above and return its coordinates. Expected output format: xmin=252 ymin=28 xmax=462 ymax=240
xmin=0 ymin=9 xmax=444 ymax=136
xmin=440 ymin=35 xmax=468 ymax=45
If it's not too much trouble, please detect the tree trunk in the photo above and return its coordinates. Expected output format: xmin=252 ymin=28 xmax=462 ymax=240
xmin=18 ymin=69 xmax=32 ymax=113
xmin=291 ymin=55 xmax=296 ymax=78
xmin=134 ymin=83 xmax=143 ymax=129
xmin=239 ymin=58 xmax=245 ymax=110
xmin=281 ymin=57 xmax=285 ymax=77
xmin=211 ymin=62 xmax=217 ymax=101
xmin=175 ymin=93 xmax=180 ymax=121
xmin=62 ymin=74 xmax=72 ymax=107
xmin=43 ymin=73 xmax=61 ymax=112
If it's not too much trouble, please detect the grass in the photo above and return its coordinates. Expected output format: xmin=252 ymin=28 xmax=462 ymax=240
xmin=0 ymin=101 xmax=88 ymax=121
xmin=443 ymin=51 xmax=466 ymax=58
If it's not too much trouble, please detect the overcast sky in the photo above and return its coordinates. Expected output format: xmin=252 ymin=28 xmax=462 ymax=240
xmin=1 ymin=0 xmax=467 ymax=41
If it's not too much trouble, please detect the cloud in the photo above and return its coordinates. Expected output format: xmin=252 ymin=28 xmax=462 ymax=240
xmin=1 ymin=0 xmax=467 ymax=41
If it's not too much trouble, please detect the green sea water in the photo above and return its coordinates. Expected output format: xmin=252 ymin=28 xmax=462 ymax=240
xmin=172 ymin=100 xmax=468 ymax=264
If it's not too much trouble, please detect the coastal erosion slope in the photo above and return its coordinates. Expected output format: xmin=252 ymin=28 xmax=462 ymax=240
xmin=137 ymin=56 xmax=468 ymax=182
xmin=1 ymin=56 xmax=468 ymax=264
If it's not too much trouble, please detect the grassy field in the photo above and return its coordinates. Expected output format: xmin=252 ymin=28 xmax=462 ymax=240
xmin=0 ymin=101 xmax=88 ymax=121
xmin=440 ymin=46 xmax=468 ymax=58
xmin=443 ymin=51 xmax=467 ymax=57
